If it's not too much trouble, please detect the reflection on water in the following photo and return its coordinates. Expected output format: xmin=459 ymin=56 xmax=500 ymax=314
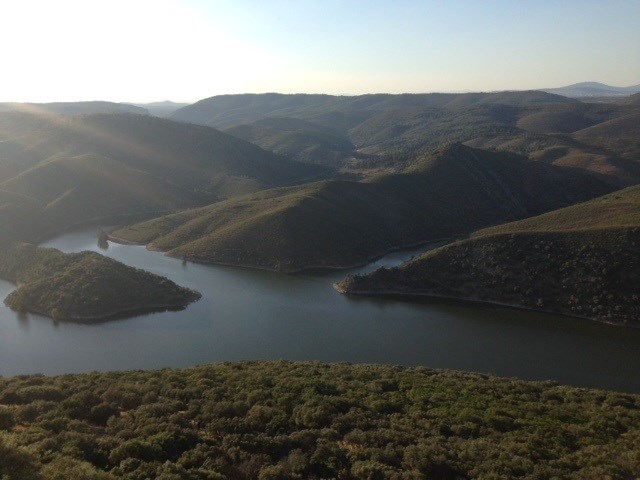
xmin=0 ymin=227 xmax=638 ymax=393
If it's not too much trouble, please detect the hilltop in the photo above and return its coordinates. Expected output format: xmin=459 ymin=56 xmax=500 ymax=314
xmin=170 ymin=91 xmax=576 ymax=129
xmin=111 ymin=144 xmax=611 ymax=272
xmin=0 ymin=243 xmax=200 ymax=321
xmin=337 ymin=186 xmax=640 ymax=325
xmin=543 ymin=82 xmax=640 ymax=98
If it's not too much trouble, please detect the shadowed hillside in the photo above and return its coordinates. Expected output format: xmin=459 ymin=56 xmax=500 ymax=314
xmin=225 ymin=117 xmax=358 ymax=167
xmin=1 ymin=154 xmax=196 ymax=232
xmin=0 ymin=112 xmax=329 ymax=242
xmin=337 ymin=186 xmax=640 ymax=325
xmin=0 ymin=112 xmax=327 ymax=193
xmin=111 ymin=144 xmax=611 ymax=272
xmin=573 ymin=112 xmax=640 ymax=161
xmin=626 ymin=92 xmax=640 ymax=105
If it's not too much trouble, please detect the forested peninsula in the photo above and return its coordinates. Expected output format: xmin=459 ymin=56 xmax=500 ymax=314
xmin=0 ymin=244 xmax=200 ymax=321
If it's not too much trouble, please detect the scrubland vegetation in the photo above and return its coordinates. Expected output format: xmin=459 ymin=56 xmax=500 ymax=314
xmin=1 ymin=361 xmax=640 ymax=479
xmin=338 ymin=186 xmax=640 ymax=325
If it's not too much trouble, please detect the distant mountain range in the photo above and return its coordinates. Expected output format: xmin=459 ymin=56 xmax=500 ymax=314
xmin=166 ymin=91 xmax=640 ymax=187
xmin=170 ymin=91 xmax=577 ymax=129
xmin=543 ymin=82 xmax=640 ymax=98
xmin=132 ymin=101 xmax=189 ymax=117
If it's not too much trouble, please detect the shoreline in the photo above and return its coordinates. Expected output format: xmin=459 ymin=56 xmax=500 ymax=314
xmin=332 ymin=285 xmax=638 ymax=328
xmin=5 ymin=290 xmax=202 ymax=324
xmin=107 ymin=235 xmax=454 ymax=274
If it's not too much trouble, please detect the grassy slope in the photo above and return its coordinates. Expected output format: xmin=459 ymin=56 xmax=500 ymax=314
xmin=337 ymin=186 xmax=640 ymax=325
xmin=1 ymin=361 xmax=639 ymax=479
xmin=0 ymin=243 xmax=199 ymax=321
xmin=111 ymin=144 xmax=611 ymax=272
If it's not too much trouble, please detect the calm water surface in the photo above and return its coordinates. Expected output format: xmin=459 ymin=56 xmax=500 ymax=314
xmin=0 ymin=228 xmax=639 ymax=393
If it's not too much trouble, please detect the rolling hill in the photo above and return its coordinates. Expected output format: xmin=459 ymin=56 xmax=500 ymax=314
xmin=111 ymin=144 xmax=611 ymax=272
xmin=171 ymin=91 xmax=576 ymax=130
xmin=336 ymin=185 xmax=640 ymax=325
xmin=0 ymin=112 xmax=327 ymax=192
xmin=225 ymin=117 xmax=358 ymax=167
xmin=132 ymin=100 xmax=189 ymax=117
xmin=0 ymin=112 xmax=328 ymax=242
xmin=543 ymin=82 xmax=640 ymax=98
xmin=572 ymin=112 xmax=640 ymax=161
xmin=169 ymin=92 xmax=640 ymax=186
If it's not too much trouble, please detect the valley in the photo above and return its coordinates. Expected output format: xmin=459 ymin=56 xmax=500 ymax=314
xmin=0 ymin=92 xmax=640 ymax=480
xmin=3 ymin=2 xmax=639 ymax=478
xmin=0 ymin=91 xmax=638 ymax=326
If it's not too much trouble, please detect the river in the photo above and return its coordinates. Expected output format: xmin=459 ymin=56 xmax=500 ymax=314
xmin=0 ymin=227 xmax=638 ymax=393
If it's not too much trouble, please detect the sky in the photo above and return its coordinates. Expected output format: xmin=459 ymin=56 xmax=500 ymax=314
xmin=1 ymin=0 xmax=638 ymax=103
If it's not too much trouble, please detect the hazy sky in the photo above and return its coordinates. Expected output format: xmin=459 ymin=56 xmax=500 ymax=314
xmin=1 ymin=0 xmax=638 ymax=103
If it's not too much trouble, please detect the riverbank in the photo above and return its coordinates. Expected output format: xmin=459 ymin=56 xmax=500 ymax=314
xmin=335 ymin=229 xmax=640 ymax=327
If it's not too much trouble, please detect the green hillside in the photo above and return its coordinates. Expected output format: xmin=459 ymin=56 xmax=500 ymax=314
xmin=0 ymin=154 xmax=197 ymax=237
xmin=169 ymin=92 xmax=640 ymax=185
xmin=514 ymin=103 xmax=622 ymax=134
xmin=0 ymin=243 xmax=200 ymax=321
xmin=225 ymin=118 xmax=358 ymax=167
xmin=0 ymin=112 xmax=329 ymax=242
xmin=475 ymin=185 xmax=640 ymax=236
xmin=0 ymin=112 xmax=327 ymax=193
xmin=337 ymin=186 xmax=640 ymax=325
xmin=1 ymin=361 xmax=640 ymax=479
xmin=111 ymin=144 xmax=611 ymax=272
xmin=573 ymin=112 xmax=640 ymax=160
xmin=348 ymin=105 xmax=520 ymax=157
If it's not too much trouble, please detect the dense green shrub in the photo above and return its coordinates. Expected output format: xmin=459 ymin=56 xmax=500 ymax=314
xmin=1 ymin=361 xmax=639 ymax=479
